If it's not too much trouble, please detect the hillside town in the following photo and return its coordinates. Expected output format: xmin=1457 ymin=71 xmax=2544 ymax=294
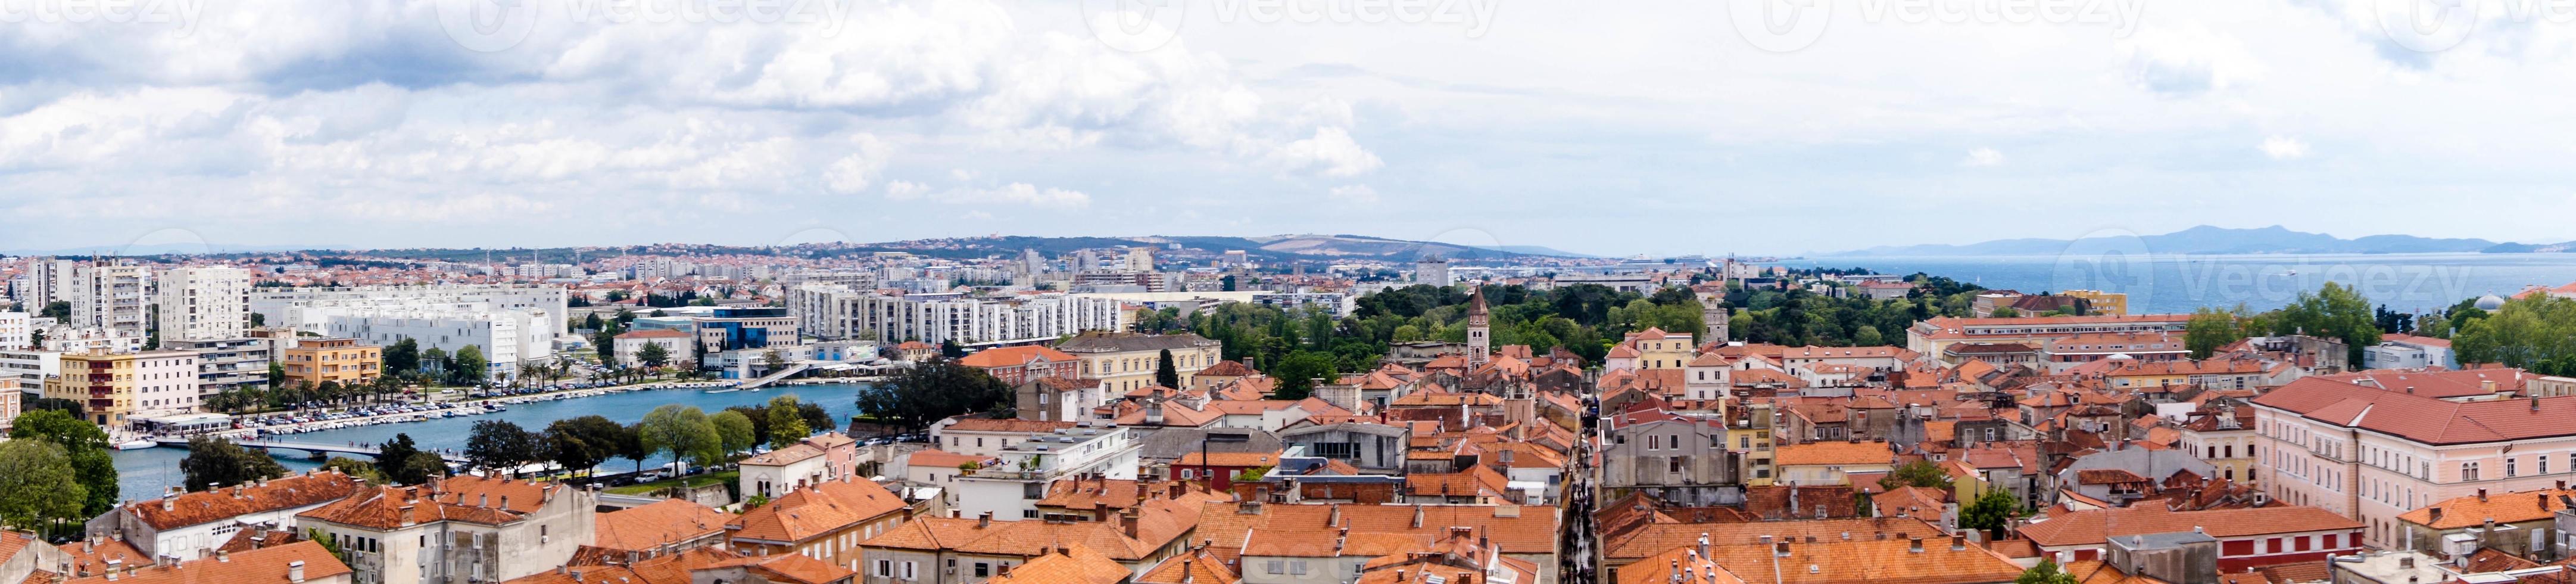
xmin=0 ymin=241 xmax=2570 ymax=584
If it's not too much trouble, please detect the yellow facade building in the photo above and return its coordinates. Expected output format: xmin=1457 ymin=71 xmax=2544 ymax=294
xmin=282 ymin=337 xmax=382 ymax=389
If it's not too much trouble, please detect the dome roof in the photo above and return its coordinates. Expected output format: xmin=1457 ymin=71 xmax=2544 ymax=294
xmin=2475 ymin=294 xmax=2508 ymax=311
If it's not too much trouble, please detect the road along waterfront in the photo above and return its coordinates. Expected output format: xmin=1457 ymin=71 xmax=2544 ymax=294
xmin=110 ymin=382 xmax=872 ymax=501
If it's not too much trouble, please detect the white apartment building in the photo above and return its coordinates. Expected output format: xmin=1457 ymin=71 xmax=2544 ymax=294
xmin=48 ymin=261 xmax=151 ymax=338
xmin=940 ymin=420 xmax=1143 ymax=521
xmin=12 ymin=259 xmax=69 ymax=308
xmin=0 ymin=349 xmax=60 ymax=394
xmin=132 ymin=350 xmax=204 ymax=415
xmin=42 ymin=326 xmax=144 ymax=353
xmin=794 ymin=289 xmax=1124 ymax=347
xmin=254 ymin=285 xmax=567 ymax=378
xmin=0 ymin=312 xmax=29 ymax=350
xmin=155 ymin=266 xmax=252 ymax=343
xmin=322 ymin=306 xmax=545 ymax=380
xmin=250 ymin=284 xmax=567 ymax=328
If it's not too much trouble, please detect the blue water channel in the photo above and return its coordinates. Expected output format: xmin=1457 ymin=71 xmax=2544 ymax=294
xmin=110 ymin=383 xmax=871 ymax=502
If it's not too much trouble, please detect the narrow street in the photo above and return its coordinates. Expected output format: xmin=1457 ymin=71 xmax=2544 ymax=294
xmin=1560 ymin=393 xmax=1601 ymax=584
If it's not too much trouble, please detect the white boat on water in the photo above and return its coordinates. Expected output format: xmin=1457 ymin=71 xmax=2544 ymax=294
xmin=704 ymin=388 xmax=739 ymax=394
xmin=116 ymin=439 xmax=158 ymax=451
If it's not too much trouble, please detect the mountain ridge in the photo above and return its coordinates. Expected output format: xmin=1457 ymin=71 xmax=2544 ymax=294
xmin=1826 ymin=225 xmax=2523 ymax=256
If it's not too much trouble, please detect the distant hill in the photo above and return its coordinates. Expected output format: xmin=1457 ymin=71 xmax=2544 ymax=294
xmin=1828 ymin=225 xmax=2506 ymax=256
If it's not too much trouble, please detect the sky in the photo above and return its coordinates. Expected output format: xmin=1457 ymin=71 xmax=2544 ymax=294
xmin=4 ymin=0 xmax=2576 ymax=257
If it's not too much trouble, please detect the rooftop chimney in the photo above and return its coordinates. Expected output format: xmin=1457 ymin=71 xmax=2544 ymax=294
xmin=1774 ymin=542 xmax=1791 ymax=557
xmin=2478 ymin=489 xmax=2488 ymax=502
xmin=1951 ymin=534 xmax=1966 ymax=551
xmin=288 ymin=560 xmax=305 ymax=583
xmin=1908 ymin=537 xmax=1925 ymax=554
xmin=978 ymin=511 xmax=993 ymax=529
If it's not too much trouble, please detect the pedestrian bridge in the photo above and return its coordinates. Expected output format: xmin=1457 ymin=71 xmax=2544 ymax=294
xmin=155 ymin=437 xmax=469 ymax=464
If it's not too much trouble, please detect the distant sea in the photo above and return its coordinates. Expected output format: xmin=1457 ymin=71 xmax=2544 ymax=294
xmin=1767 ymin=253 xmax=2576 ymax=315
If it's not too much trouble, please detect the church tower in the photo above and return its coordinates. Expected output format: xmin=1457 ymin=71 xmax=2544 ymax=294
xmin=1466 ymin=287 xmax=1491 ymax=368
xmin=1702 ymin=297 xmax=1729 ymax=343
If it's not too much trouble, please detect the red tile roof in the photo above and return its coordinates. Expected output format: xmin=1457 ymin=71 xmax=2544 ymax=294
xmin=727 ymin=479 xmax=910 ymax=545
xmin=595 ymin=499 xmax=730 ymax=552
xmin=63 ymin=540 xmax=348 ymax=584
xmin=2017 ymin=506 xmax=2362 ymax=547
xmin=957 ymin=346 xmax=1080 ymax=369
xmin=2253 ymin=376 xmax=2576 ymax=444
xmin=123 ymin=470 xmax=362 ymax=531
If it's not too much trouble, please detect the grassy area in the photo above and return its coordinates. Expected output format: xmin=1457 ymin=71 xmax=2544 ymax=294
xmin=604 ymin=470 xmax=738 ymax=495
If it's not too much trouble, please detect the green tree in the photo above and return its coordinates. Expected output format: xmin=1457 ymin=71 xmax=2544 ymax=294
xmin=384 ymin=338 xmax=421 ymax=375
xmin=637 ymin=342 xmax=671 ymax=369
xmin=320 ymin=456 xmax=388 ymax=484
xmin=2453 ymin=295 xmax=2576 ymax=373
xmin=542 ymin=415 xmax=628 ymax=478
xmin=38 ymin=300 xmax=68 ymax=320
xmin=463 ymin=420 xmax=538 ymax=477
xmin=8 ymin=409 xmax=117 ymax=515
xmin=2016 ymin=559 xmax=2078 ymax=584
xmin=1154 ymin=349 xmax=1180 ymax=389
xmin=375 ymin=434 xmax=429 ymax=485
xmin=268 ymin=361 xmax=288 ymax=390
xmin=451 ymin=344 xmax=488 ymax=386
xmin=2272 ymin=282 xmax=2381 ymax=365
xmin=616 ymin=421 xmax=651 ymax=474
xmin=0 ymin=440 xmax=85 ymax=535
xmin=2184 ymin=307 xmax=2242 ymax=359
xmin=638 ymin=405 xmax=723 ymax=474
xmin=853 ymin=358 xmax=1013 ymax=431
xmin=765 ymin=396 xmax=813 ymax=448
xmin=1878 ymin=459 xmax=1950 ymax=490
xmin=1270 ymin=350 xmax=1339 ymax=400
xmin=180 ymin=436 xmax=289 ymax=491
xmin=1988 ymin=307 xmax=2020 ymax=318
xmin=1960 ymin=489 xmax=2022 ymax=538
xmin=710 ymin=409 xmax=757 ymax=457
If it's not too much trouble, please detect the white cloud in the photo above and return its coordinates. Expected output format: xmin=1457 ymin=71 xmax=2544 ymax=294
xmin=938 ymin=183 xmax=1091 ymax=209
xmin=824 ymin=133 xmax=893 ymax=194
xmin=1328 ymin=185 xmax=1380 ymax=205
xmin=1271 ymin=127 xmax=1383 ymax=177
xmin=2261 ymin=136 xmax=2311 ymax=160
xmin=11 ymin=0 xmax=2576 ymax=253
xmin=885 ymin=181 xmax=931 ymax=200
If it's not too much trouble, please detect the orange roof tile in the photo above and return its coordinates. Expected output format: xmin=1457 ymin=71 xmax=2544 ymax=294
xmin=726 ymin=479 xmax=910 ymax=545
xmin=1774 ymin=442 xmax=1896 ymax=467
xmin=63 ymin=540 xmax=348 ymax=584
xmin=123 ymin=470 xmax=363 ymax=531
xmin=595 ymin=499 xmax=730 ymax=552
